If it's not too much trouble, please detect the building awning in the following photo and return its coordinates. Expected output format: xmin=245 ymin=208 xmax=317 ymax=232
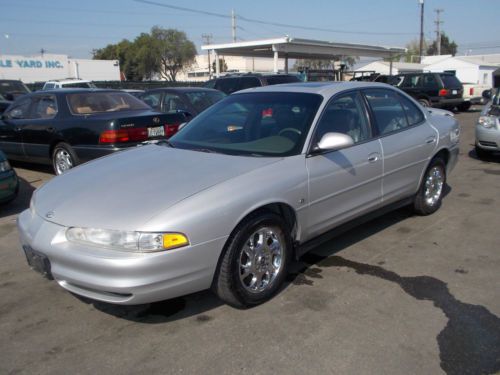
xmin=201 ymin=36 xmax=406 ymax=76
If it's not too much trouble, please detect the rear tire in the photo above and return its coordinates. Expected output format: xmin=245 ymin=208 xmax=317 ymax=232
xmin=413 ymin=158 xmax=446 ymax=215
xmin=418 ymin=98 xmax=431 ymax=108
xmin=213 ymin=211 xmax=292 ymax=308
xmin=52 ymin=142 xmax=79 ymax=175
xmin=457 ymin=102 xmax=471 ymax=112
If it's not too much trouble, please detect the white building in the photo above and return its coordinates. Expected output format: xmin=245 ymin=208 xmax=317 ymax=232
xmin=0 ymin=53 xmax=120 ymax=83
xmin=422 ymin=54 xmax=500 ymax=87
xmin=177 ymin=53 xmax=286 ymax=82
xmin=355 ymin=61 xmax=426 ymax=75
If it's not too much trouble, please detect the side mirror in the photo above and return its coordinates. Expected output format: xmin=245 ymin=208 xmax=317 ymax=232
xmin=315 ymin=132 xmax=354 ymax=152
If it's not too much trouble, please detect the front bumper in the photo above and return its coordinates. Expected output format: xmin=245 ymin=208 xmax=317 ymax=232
xmin=17 ymin=209 xmax=228 ymax=305
xmin=475 ymin=124 xmax=500 ymax=151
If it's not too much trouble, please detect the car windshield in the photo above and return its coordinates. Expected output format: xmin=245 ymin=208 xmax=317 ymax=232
xmin=170 ymin=92 xmax=323 ymax=157
xmin=67 ymin=92 xmax=150 ymax=114
xmin=185 ymin=90 xmax=226 ymax=113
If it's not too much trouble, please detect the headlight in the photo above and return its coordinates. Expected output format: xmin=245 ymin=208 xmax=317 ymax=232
xmin=0 ymin=160 xmax=11 ymax=172
xmin=478 ymin=116 xmax=497 ymax=129
xmin=66 ymin=227 xmax=189 ymax=252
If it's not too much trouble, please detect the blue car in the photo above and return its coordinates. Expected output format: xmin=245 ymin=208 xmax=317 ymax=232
xmin=0 ymin=149 xmax=19 ymax=204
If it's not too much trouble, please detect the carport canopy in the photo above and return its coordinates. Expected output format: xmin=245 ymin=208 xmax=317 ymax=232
xmin=201 ymin=36 xmax=406 ymax=76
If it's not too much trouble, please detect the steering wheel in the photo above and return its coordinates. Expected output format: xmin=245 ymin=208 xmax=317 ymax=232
xmin=278 ymin=128 xmax=302 ymax=137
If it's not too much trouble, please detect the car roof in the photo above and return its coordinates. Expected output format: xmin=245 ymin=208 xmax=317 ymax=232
xmin=45 ymin=79 xmax=92 ymax=84
xmin=32 ymin=88 xmax=120 ymax=95
xmin=233 ymin=81 xmax=397 ymax=96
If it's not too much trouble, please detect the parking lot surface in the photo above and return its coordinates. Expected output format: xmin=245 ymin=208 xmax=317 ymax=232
xmin=0 ymin=109 xmax=499 ymax=375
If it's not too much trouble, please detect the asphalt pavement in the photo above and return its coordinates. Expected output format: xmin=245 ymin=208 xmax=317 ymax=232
xmin=0 ymin=108 xmax=499 ymax=375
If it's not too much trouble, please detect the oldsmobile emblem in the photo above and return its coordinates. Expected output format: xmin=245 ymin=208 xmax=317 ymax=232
xmin=45 ymin=211 xmax=55 ymax=219
xmin=153 ymin=117 xmax=160 ymax=124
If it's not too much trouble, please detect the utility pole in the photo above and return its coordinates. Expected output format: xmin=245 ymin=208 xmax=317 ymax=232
xmin=434 ymin=8 xmax=444 ymax=55
xmin=419 ymin=0 xmax=424 ymax=63
xmin=231 ymin=9 xmax=236 ymax=42
xmin=202 ymin=33 xmax=213 ymax=78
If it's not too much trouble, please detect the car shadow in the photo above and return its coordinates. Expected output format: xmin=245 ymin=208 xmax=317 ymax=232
xmin=468 ymin=148 xmax=500 ymax=163
xmin=0 ymin=176 xmax=36 ymax=218
xmin=10 ymin=160 xmax=53 ymax=175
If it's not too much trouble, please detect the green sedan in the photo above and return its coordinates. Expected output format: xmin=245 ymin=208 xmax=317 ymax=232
xmin=0 ymin=150 xmax=19 ymax=204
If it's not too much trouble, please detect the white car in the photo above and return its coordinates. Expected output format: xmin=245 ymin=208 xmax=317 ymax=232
xmin=42 ymin=79 xmax=97 ymax=90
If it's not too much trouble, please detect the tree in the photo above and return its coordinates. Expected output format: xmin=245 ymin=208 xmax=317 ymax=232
xmin=93 ymin=39 xmax=141 ymax=80
xmin=212 ymin=58 xmax=228 ymax=74
xmin=426 ymin=32 xmax=457 ymax=56
xmin=150 ymin=27 xmax=197 ymax=82
xmin=401 ymin=39 xmax=428 ymax=63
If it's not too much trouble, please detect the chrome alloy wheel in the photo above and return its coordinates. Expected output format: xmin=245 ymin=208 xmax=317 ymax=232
xmin=54 ymin=149 xmax=73 ymax=175
xmin=238 ymin=227 xmax=285 ymax=293
xmin=424 ymin=166 xmax=444 ymax=206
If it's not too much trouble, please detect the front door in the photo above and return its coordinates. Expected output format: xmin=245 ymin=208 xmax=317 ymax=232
xmin=305 ymin=91 xmax=383 ymax=241
xmin=0 ymin=96 xmax=33 ymax=160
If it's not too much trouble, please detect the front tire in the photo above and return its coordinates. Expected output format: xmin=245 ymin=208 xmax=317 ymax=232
xmin=413 ymin=157 xmax=446 ymax=215
xmin=52 ymin=142 xmax=79 ymax=175
xmin=213 ymin=212 xmax=292 ymax=308
xmin=475 ymin=145 xmax=490 ymax=161
xmin=418 ymin=98 xmax=431 ymax=108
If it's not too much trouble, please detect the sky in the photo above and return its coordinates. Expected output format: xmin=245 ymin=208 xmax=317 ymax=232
xmin=1 ymin=0 xmax=499 ymax=59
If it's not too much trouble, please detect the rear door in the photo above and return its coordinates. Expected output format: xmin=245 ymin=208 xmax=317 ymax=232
xmin=21 ymin=94 xmax=59 ymax=163
xmin=0 ymin=96 xmax=33 ymax=160
xmin=362 ymin=88 xmax=437 ymax=204
xmin=305 ymin=91 xmax=383 ymax=240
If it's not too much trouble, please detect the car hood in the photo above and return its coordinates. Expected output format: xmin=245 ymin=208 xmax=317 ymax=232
xmin=34 ymin=145 xmax=280 ymax=230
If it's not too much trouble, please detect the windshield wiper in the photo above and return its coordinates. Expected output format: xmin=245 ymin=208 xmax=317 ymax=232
xmin=156 ymin=140 xmax=175 ymax=148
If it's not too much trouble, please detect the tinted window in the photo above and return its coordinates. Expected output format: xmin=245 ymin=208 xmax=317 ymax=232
xmin=185 ymin=91 xmax=226 ymax=113
xmin=400 ymin=74 xmax=421 ymax=88
xmin=62 ymin=82 xmax=97 ymax=89
xmin=239 ymin=77 xmax=261 ymax=90
xmin=33 ymin=96 xmax=58 ymax=119
xmin=398 ymin=94 xmax=425 ymax=125
xmin=43 ymin=83 xmax=55 ymax=90
xmin=265 ymin=75 xmax=301 ymax=85
xmin=163 ymin=93 xmax=189 ymax=113
xmin=67 ymin=92 xmax=149 ymax=114
xmin=439 ymin=74 xmax=462 ymax=89
xmin=0 ymin=81 xmax=30 ymax=96
xmin=364 ymin=89 xmax=409 ymax=135
xmin=5 ymin=97 xmax=32 ymax=119
xmin=170 ymin=92 xmax=322 ymax=157
xmin=215 ymin=78 xmax=240 ymax=94
xmin=314 ymin=92 xmax=371 ymax=144
xmin=204 ymin=79 xmax=216 ymax=89
xmin=422 ymin=74 xmax=439 ymax=89
xmin=141 ymin=92 xmax=161 ymax=108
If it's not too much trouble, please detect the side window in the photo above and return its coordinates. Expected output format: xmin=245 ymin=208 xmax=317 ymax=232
xmin=364 ymin=89 xmax=409 ymax=135
xmin=422 ymin=74 xmax=438 ymax=89
xmin=5 ymin=97 xmax=32 ymax=119
xmin=239 ymin=77 xmax=261 ymax=90
xmin=33 ymin=96 xmax=58 ymax=119
xmin=215 ymin=78 xmax=240 ymax=94
xmin=163 ymin=93 xmax=188 ymax=113
xmin=141 ymin=92 xmax=161 ymax=108
xmin=398 ymin=94 xmax=425 ymax=126
xmin=401 ymin=74 xmax=421 ymax=88
xmin=314 ymin=92 xmax=371 ymax=144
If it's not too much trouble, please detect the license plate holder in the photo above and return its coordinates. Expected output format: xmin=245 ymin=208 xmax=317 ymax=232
xmin=23 ymin=246 xmax=53 ymax=279
xmin=148 ymin=126 xmax=165 ymax=138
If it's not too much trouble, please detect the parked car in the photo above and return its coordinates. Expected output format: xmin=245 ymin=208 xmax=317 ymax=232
xmin=0 ymin=89 xmax=187 ymax=175
xmin=394 ymin=72 xmax=464 ymax=109
xmin=42 ymin=79 xmax=97 ymax=90
xmin=475 ymin=88 xmax=500 ymax=159
xmin=0 ymin=80 xmax=31 ymax=113
xmin=121 ymin=89 xmax=145 ymax=98
xmin=18 ymin=82 xmax=460 ymax=308
xmin=140 ymin=87 xmax=225 ymax=118
xmin=204 ymin=73 xmax=301 ymax=94
xmin=0 ymin=149 xmax=19 ymax=204
xmin=460 ymin=82 xmax=490 ymax=111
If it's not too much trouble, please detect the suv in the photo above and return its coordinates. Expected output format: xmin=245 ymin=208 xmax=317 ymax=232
xmin=42 ymin=79 xmax=97 ymax=90
xmin=204 ymin=73 xmax=301 ymax=95
xmin=394 ymin=72 xmax=464 ymax=109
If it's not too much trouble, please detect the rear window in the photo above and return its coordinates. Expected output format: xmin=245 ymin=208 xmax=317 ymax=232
xmin=67 ymin=92 xmax=149 ymax=114
xmin=265 ymin=76 xmax=301 ymax=85
xmin=439 ymin=74 xmax=462 ymax=89
xmin=62 ymin=82 xmax=97 ymax=89
xmin=185 ymin=90 xmax=226 ymax=113
xmin=215 ymin=78 xmax=240 ymax=94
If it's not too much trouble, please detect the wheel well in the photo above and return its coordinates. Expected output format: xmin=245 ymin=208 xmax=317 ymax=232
xmin=247 ymin=203 xmax=298 ymax=239
xmin=49 ymin=140 xmax=64 ymax=159
xmin=434 ymin=148 xmax=450 ymax=166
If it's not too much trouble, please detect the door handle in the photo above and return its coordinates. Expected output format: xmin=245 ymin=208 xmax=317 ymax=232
xmin=425 ymin=137 xmax=436 ymax=144
xmin=368 ymin=153 xmax=380 ymax=163
xmin=14 ymin=126 xmax=21 ymax=132
xmin=46 ymin=127 xmax=55 ymax=133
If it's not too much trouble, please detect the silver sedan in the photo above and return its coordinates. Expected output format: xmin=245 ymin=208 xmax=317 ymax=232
xmin=18 ymin=82 xmax=460 ymax=308
xmin=475 ymin=88 xmax=500 ymax=159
